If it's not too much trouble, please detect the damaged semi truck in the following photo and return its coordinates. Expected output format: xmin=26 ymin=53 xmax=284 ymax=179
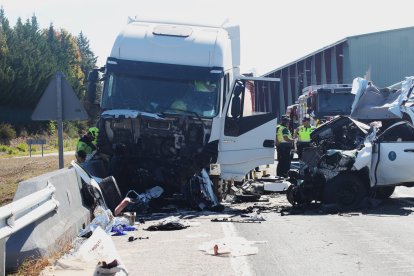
xmin=287 ymin=77 xmax=414 ymax=209
xmin=84 ymin=18 xmax=278 ymax=211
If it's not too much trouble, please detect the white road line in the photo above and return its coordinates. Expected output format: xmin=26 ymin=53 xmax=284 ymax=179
xmin=221 ymin=222 xmax=253 ymax=276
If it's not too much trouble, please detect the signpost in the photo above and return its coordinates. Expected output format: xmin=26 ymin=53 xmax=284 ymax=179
xmin=27 ymin=139 xmax=47 ymax=157
xmin=31 ymin=72 xmax=88 ymax=168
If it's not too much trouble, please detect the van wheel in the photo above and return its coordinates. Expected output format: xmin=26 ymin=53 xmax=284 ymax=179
xmin=324 ymin=173 xmax=367 ymax=209
xmin=374 ymin=186 xmax=395 ymax=200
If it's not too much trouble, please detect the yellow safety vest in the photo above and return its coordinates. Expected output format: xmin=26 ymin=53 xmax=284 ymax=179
xmin=276 ymin=125 xmax=292 ymax=144
xmin=297 ymin=125 xmax=314 ymax=142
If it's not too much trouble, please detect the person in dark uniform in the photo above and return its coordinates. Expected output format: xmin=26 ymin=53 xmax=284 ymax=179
xmin=276 ymin=116 xmax=294 ymax=177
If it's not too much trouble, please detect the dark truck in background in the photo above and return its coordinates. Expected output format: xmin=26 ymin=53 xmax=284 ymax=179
xmin=297 ymin=84 xmax=355 ymax=126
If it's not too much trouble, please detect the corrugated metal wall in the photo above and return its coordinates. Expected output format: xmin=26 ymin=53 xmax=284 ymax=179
xmin=262 ymin=27 xmax=414 ymax=119
xmin=347 ymin=27 xmax=414 ymax=87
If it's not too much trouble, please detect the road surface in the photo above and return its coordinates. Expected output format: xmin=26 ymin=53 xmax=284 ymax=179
xmin=43 ymin=160 xmax=414 ymax=276
xmin=111 ymin=161 xmax=414 ymax=276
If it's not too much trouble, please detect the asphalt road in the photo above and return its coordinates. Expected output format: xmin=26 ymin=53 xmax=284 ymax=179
xmin=113 ymin=159 xmax=414 ymax=276
xmin=43 ymin=159 xmax=414 ymax=276
xmin=235 ymin=186 xmax=414 ymax=275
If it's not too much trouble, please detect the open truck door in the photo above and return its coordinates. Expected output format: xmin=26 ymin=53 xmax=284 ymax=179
xmin=217 ymin=76 xmax=279 ymax=181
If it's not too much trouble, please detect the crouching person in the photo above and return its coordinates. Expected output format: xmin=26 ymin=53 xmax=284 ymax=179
xmin=75 ymin=127 xmax=99 ymax=163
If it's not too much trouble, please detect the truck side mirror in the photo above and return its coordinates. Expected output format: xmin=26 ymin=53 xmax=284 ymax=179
xmin=87 ymin=70 xmax=99 ymax=103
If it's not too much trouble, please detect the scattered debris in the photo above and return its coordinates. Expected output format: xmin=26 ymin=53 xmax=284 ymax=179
xmin=96 ymin=259 xmax=128 ymax=274
xmin=257 ymin=175 xmax=291 ymax=192
xmin=213 ymin=244 xmax=220 ymax=256
xmin=240 ymin=213 xmax=266 ymax=221
xmin=46 ymin=227 xmax=128 ymax=275
xmin=241 ymin=204 xmax=283 ymax=214
xmin=199 ymin=237 xmax=266 ymax=257
xmin=211 ymin=217 xmax=263 ymax=223
xmin=145 ymin=216 xmax=190 ymax=231
xmin=79 ymin=206 xmax=134 ymax=238
xmin=114 ymin=186 xmax=164 ymax=215
xmin=111 ymin=224 xmax=137 ymax=236
xmin=128 ymin=236 xmax=149 ymax=242
xmin=122 ymin=212 xmax=136 ymax=225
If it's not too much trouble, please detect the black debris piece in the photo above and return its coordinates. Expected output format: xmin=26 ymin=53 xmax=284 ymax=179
xmin=145 ymin=222 xmax=189 ymax=231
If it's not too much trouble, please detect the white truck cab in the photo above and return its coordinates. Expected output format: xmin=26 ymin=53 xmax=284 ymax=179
xmin=86 ymin=18 xmax=278 ymax=207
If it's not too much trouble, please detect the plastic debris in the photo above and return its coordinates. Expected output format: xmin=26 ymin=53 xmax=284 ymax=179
xmin=114 ymin=186 xmax=164 ymax=215
xmin=49 ymin=227 xmax=128 ymax=275
xmin=262 ymin=181 xmax=290 ymax=192
xmin=111 ymin=224 xmax=137 ymax=236
xmin=79 ymin=206 xmax=134 ymax=238
xmin=199 ymin=237 xmax=266 ymax=257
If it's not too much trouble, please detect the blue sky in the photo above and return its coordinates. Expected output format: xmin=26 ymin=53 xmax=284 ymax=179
xmin=1 ymin=0 xmax=412 ymax=75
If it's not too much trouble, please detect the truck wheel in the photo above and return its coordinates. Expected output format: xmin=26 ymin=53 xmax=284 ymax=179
xmin=374 ymin=186 xmax=395 ymax=200
xmin=324 ymin=173 xmax=367 ymax=209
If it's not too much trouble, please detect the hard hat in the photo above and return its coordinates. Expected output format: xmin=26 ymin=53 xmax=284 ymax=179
xmin=88 ymin=127 xmax=99 ymax=138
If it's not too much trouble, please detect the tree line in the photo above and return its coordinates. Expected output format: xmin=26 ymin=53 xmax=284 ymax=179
xmin=0 ymin=8 xmax=98 ymax=137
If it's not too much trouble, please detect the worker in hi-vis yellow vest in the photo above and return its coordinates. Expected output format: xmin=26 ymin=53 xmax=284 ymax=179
xmin=276 ymin=115 xmax=294 ymax=177
xmin=294 ymin=116 xmax=315 ymax=159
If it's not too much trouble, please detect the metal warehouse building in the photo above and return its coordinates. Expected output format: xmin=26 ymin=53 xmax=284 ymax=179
xmin=260 ymin=26 xmax=414 ymax=118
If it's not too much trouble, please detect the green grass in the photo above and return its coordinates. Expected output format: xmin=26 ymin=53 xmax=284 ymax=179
xmin=0 ymin=137 xmax=77 ymax=158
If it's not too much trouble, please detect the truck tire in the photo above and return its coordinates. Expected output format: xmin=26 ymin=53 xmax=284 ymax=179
xmin=374 ymin=186 xmax=395 ymax=200
xmin=323 ymin=173 xmax=367 ymax=209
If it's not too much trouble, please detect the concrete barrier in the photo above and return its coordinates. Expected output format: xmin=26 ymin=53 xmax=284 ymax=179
xmin=5 ymin=167 xmax=90 ymax=271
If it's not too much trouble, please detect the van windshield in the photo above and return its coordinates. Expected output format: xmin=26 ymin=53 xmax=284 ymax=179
xmin=101 ymin=73 xmax=220 ymax=118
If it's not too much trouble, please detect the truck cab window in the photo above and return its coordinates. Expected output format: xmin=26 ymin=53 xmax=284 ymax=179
xmin=224 ymin=79 xmax=275 ymax=137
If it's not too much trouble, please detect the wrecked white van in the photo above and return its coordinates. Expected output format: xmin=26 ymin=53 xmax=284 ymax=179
xmin=287 ymin=115 xmax=414 ymax=208
xmin=350 ymin=76 xmax=414 ymax=126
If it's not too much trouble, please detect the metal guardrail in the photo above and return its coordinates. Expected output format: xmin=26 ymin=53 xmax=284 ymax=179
xmin=0 ymin=182 xmax=59 ymax=275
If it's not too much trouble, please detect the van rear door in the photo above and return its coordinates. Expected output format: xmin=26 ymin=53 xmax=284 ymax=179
xmin=217 ymin=76 xmax=279 ymax=181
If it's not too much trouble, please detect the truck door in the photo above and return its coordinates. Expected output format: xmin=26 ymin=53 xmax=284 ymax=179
xmin=373 ymin=121 xmax=414 ymax=186
xmin=217 ymin=76 xmax=279 ymax=181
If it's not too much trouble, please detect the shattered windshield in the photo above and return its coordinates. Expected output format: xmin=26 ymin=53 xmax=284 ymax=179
xmin=315 ymin=89 xmax=355 ymax=117
xmin=101 ymin=73 xmax=220 ymax=118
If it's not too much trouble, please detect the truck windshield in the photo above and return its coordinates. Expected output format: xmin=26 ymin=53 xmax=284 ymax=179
xmin=315 ymin=89 xmax=355 ymax=117
xmin=101 ymin=73 xmax=220 ymax=118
